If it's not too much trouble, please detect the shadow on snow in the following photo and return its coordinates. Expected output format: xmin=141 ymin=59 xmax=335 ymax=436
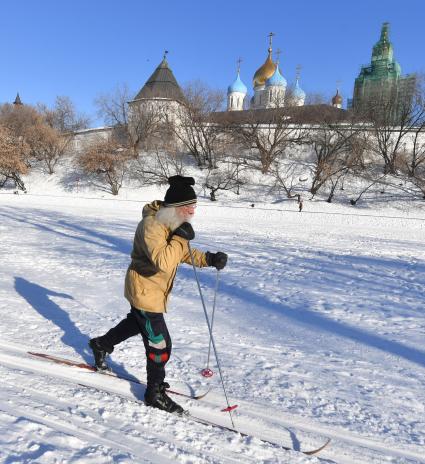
xmin=7 ymin=205 xmax=425 ymax=376
xmin=14 ymin=277 xmax=145 ymax=399
xmin=1 ymin=206 xmax=132 ymax=257
xmin=179 ymin=264 xmax=425 ymax=369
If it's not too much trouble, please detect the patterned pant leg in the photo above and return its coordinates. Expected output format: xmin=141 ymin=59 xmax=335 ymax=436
xmin=131 ymin=307 xmax=172 ymax=386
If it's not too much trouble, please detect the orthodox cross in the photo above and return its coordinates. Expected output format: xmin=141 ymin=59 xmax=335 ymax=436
xmin=296 ymin=64 xmax=302 ymax=80
xmin=275 ymin=48 xmax=282 ymax=64
xmin=336 ymin=79 xmax=342 ymax=92
xmin=236 ymin=57 xmax=242 ymax=74
xmin=268 ymin=32 xmax=275 ymax=50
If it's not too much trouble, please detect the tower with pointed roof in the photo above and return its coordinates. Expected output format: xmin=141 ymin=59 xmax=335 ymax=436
xmin=352 ymin=22 xmax=415 ymax=121
xmin=128 ymin=52 xmax=185 ymax=128
xmin=131 ymin=52 xmax=185 ymax=103
xmin=13 ymin=93 xmax=23 ymax=105
xmin=227 ymin=59 xmax=248 ymax=111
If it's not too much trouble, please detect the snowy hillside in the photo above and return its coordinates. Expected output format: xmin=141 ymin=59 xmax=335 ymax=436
xmin=0 ymin=171 xmax=425 ymax=463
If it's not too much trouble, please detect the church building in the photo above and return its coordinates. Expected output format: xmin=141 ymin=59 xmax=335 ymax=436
xmin=351 ymin=22 xmax=416 ymax=121
xmin=227 ymin=33 xmax=306 ymax=112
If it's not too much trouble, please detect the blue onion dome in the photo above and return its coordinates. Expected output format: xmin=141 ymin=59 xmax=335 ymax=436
xmin=228 ymin=72 xmax=248 ymax=94
xmin=293 ymin=78 xmax=306 ymax=99
xmin=265 ymin=66 xmax=287 ymax=87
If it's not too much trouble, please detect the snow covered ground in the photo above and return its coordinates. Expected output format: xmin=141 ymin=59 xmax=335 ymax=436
xmin=1 ymin=175 xmax=425 ymax=463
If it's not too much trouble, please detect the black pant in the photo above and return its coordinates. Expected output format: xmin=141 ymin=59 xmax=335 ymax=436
xmin=97 ymin=307 xmax=172 ymax=387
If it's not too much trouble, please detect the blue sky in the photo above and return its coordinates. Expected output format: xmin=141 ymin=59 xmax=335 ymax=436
xmin=0 ymin=0 xmax=424 ymax=126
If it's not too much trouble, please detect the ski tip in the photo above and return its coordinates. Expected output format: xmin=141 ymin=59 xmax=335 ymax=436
xmin=221 ymin=405 xmax=238 ymax=412
xmin=303 ymin=438 xmax=331 ymax=455
xmin=193 ymin=388 xmax=211 ymax=400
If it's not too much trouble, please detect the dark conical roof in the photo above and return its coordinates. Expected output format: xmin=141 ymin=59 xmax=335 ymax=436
xmin=13 ymin=92 xmax=23 ymax=105
xmin=133 ymin=58 xmax=185 ymax=103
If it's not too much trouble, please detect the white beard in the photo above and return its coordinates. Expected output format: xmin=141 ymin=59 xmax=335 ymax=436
xmin=156 ymin=206 xmax=191 ymax=231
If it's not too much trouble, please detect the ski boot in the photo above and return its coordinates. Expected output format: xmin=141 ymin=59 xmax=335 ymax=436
xmin=144 ymin=382 xmax=185 ymax=415
xmin=89 ymin=338 xmax=110 ymax=371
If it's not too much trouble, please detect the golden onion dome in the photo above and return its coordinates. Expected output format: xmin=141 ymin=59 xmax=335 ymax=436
xmin=332 ymin=89 xmax=343 ymax=105
xmin=253 ymin=48 xmax=276 ymax=88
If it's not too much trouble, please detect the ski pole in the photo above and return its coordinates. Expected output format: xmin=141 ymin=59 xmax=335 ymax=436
xmin=188 ymin=243 xmax=237 ymax=428
xmin=201 ymin=269 xmax=220 ymax=378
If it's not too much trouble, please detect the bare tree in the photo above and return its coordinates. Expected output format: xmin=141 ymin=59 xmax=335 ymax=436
xmin=229 ymin=104 xmax=306 ymax=175
xmin=307 ymin=109 xmax=369 ymax=201
xmin=77 ymin=136 xmax=132 ymax=195
xmin=349 ymin=172 xmax=388 ymax=205
xmin=409 ymin=169 xmax=425 ymax=198
xmin=405 ymin=127 xmax=425 ymax=178
xmin=25 ymin=121 xmax=72 ymax=174
xmin=0 ymin=103 xmax=44 ymax=168
xmin=204 ymin=159 xmax=245 ymax=201
xmin=95 ymin=83 xmax=132 ymax=127
xmin=0 ymin=103 xmax=40 ymax=140
xmin=131 ymin=125 xmax=186 ymax=185
xmin=270 ymin=156 xmax=309 ymax=199
xmin=39 ymin=96 xmax=90 ymax=132
xmin=133 ymin=149 xmax=186 ymax=186
xmin=0 ymin=102 xmax=72 ymax=174
xmin=0 ymin=126 xmax=30 ymax=190
xmin=362 ymin=78 xmax=425 ymax=175
xmin=95 ymin=84 xmax=164 ymax=156
xmin=128 ymin=103 xmax=166 ymax=154
xmin=170 ymin=80 xmax=225 ymax=168
xmin=400 ymin=75 xmax=425 ymax=180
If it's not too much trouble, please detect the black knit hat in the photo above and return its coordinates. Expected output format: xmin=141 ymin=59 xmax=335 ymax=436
xmin=164 ymin=175 xmax=197 ymax=207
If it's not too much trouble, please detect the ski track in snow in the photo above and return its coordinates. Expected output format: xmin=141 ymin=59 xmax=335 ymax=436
xmin=1 ymin=188 xmax=425 ymax=463
xmin=0 ymin=348 xmax=318 ymax=464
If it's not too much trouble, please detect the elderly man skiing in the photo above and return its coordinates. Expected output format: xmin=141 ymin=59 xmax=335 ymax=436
xmin=89 ymin=176 xmax=227 ymax=414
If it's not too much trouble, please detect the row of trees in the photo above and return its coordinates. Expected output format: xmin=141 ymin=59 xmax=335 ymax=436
xmin=1 ymin=79 xmax=424 ymax=203
xmin=79 ymin=78 xmax=425 ymax=202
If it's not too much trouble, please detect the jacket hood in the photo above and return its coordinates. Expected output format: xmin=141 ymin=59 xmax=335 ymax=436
xmin=142 ymin=200 xmax=164 ymax=218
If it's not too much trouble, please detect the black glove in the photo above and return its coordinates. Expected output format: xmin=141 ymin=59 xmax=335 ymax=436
xmin=206 ymin=251 xmax=228 ymax=270
xmin=173 ymin=222 xmax=195 ymax=241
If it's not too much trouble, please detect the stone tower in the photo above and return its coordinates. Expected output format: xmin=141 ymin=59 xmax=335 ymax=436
xmin=128 ymin=52 xmax=185 ymax=124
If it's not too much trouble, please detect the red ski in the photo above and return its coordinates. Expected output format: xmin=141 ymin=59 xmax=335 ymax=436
xmin=27 ymin=351 xmax=210 ymax=400
xmin=27 ymin=351 xmax=330 ymax=456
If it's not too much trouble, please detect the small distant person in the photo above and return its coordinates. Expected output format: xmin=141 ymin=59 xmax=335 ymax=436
xmin=297 ymin=194 xmax=303 ymax=212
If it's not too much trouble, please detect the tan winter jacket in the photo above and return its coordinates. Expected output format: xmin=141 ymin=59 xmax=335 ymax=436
xmin=124 ymin=200 xmax=207 ymax=313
